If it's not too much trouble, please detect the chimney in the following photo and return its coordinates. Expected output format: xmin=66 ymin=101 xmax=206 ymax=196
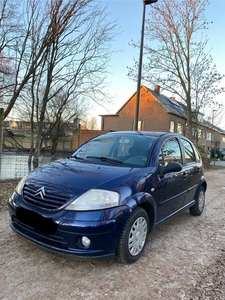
xmin=170 ymin=97 xmax=175 ymax=101
xmin=154 ymin=85 xmax=160 ymax=95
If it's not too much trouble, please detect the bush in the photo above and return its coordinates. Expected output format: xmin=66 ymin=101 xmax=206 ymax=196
xmin=211 ymin=148 xmax=221 ymax=159
xmin=201 ymin=153 xmax=211 ymax=169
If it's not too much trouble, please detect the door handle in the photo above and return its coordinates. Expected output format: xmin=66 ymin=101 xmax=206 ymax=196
xmin=182 ymin=171 xmax=189 ymax=179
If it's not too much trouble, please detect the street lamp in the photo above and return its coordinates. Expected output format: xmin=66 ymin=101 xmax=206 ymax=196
xmin=133 ymin=0 xmax=158 ymax=131
xmin=211 ymin=109 xmax=217 ymax=166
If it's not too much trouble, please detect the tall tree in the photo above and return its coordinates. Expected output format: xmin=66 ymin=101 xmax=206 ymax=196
xmin=1 ymin=0 xmax=117 ymax=163
xmin=42 ymin=92 xmax=89 ymax=154
xmin=0 ymin=0 xmax=21 ymax=105
xmin=127 ymin=0 xmax=224 ymax=139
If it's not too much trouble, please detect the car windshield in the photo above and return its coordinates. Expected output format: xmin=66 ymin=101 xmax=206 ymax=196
xmin=72 ymin=133 xmax=157 ymax=168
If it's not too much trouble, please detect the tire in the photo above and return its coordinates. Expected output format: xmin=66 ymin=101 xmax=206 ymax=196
xmin=189 ymin=186 xmax=205 ymax=216
xmin=116 ymin=207 xmax=149 ymax=264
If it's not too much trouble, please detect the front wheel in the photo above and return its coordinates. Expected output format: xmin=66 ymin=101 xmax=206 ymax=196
xmin=189 ymin=186 xmax=205 ymax=216
xmin=116 ymin=207 xmax=149 ymax=264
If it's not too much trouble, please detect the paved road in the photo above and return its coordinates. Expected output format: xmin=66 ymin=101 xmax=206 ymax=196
xmin=210 ymin=159 xmax=225 ymax=166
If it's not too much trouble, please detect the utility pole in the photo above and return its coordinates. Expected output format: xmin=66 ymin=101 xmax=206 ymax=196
xmin=212 ymin=109 xmax=217 ymax=166
xmin=133 ymin=0 xmax=158 ymax=131
xmin=0 ymin=108 xmax=4 ymax=154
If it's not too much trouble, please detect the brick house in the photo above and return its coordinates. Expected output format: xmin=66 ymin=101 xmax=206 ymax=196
xmin=100 ymin=85 xmax=225 ymax=153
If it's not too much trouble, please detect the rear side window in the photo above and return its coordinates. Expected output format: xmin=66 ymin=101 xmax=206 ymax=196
xmin=181 ymin=139 xmax=196 ymax=164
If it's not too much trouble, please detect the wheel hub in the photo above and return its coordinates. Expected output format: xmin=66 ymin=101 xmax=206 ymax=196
xmin=128 ymin=217 xmax=147 ymax=256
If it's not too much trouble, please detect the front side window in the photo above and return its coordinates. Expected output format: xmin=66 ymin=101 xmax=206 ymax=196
xmin=180 ymin=139 xmax=196 ymax=164
xmin=158 ymin=138 xmax=182 ymax=166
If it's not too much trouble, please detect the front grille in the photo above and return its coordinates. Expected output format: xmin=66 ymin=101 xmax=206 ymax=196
xmin=23 ymin=182 xmax=73 ymax=210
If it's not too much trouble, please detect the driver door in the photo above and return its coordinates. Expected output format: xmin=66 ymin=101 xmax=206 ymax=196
xmin=156 ymin=138 xmax=188 ymax=222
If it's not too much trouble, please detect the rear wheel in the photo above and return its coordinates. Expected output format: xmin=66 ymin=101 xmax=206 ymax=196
xmin=189 ymin=186 xmax=205 ymax=216
xmin=116 ymin=207 xmax=149 ymax=264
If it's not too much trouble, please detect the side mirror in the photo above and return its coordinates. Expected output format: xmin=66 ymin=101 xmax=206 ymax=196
xmin=159 ymin=162 xmax=182 ymax=176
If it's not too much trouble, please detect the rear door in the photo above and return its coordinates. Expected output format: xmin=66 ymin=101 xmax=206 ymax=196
xmin=180 ymin=138 xmax=202 ymax=205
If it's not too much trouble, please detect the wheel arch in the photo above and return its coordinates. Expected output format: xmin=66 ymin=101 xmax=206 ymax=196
xmin=195 ymin=177 xmax=207 ymax=199
xmin=125 ymin=192 xmax=157 ymax=233
xmin=139 ymin=201 xmax=156 ymax=232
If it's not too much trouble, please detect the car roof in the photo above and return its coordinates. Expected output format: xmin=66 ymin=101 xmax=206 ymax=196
xmin=102 ymin=131 xmax=181 ymax=139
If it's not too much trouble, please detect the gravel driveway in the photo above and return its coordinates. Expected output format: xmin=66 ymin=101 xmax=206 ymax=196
xmin=0 ymin=169 xmax=225 ymax=300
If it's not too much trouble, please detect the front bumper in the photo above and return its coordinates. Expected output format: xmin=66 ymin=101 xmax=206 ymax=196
xmin=8 ymin=192 xmax=131 ymax=259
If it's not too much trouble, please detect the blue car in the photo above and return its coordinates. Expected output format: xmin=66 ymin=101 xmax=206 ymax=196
xmin=8 ymin=131 xmax=207 ymax=264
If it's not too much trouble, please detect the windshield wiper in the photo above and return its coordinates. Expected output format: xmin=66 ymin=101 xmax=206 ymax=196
xmin=71 ymin=155 xmax=85 ymax=161
xmin=86 ymin=156 xmax=123 ymax=164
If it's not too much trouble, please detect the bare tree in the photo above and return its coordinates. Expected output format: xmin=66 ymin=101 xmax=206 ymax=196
xmin=0 ymin=0 xmax=20 ymax=103
xmin=127 ymin=0 xmax=224 ymax=139
xmin=82 ymin=115 xmax=99 ymax=130
xmin=1 ymin=0 xmax=118 ymax=163
xmin=43 ymin=92 xmax=90 ymax=154
xmin=1 ymin=0 xmax=52 ymax=117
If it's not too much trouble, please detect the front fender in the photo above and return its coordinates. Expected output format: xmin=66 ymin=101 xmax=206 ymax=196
xmin=125 ymin=192 xmax=157 ymax=231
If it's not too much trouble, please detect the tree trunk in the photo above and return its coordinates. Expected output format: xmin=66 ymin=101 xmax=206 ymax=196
xmin=33 ymin=120 xmax=43 ymax=165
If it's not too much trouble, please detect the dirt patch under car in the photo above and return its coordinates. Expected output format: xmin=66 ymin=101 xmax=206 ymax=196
xmin=0 ymin=169 xmax=225 ymax=299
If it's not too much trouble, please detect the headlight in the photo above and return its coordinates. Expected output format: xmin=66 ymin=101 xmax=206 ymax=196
xmin=65 ymin=189 xmax=120 ymax=211
xmin=15 ymin=174 xmax=28 ymax=195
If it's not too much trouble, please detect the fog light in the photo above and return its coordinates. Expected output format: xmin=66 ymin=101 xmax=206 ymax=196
xmin=81 ymin=236 xmax=91 ymax=248
xmin=9 ymin=193 xmax=17 ymax=207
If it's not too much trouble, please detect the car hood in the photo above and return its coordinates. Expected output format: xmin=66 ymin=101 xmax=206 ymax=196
xmin=27 ymin=158 xmax=154 ymax=192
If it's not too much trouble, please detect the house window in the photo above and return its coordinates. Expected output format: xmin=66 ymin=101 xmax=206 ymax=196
xmin=207 ymin=132 xmax=211 ymax=141
xmin=177 ymin=123 xmax=183 ymax=134
xmin=198 ymin=129 xmax=205 ymax=139
xmin=202 ymin=130 xmax=205 ymax=139
xmin=170 ymin=121 xmax=175 ymax=132
xmin=133 ymin=121 xmax=144 ymax=131
xmin=198 ymin=114 xmax=204 ymax=123
xmin=138 ymin=121 xmax=143 ymax=131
